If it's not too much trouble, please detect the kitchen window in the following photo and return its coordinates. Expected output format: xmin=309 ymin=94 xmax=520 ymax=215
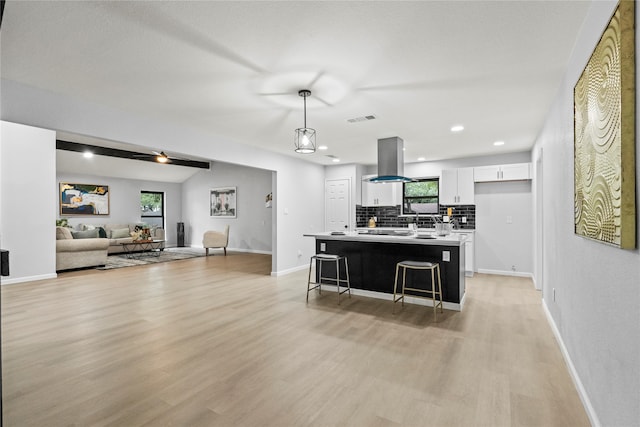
xmin=401 ymin=178 xmax=439 ymax=215
xmin=141 ymin=191 xmax=165 ymax=228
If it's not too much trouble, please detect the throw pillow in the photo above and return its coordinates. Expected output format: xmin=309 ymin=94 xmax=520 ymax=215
xmin=96 ymin=227 xmax=107 ymax=238
xmin=110 ymin=228 xmax=131 ymax=239
xmin=56 ymin=226 xmax=73 ymax=240
xmin=71 ymin=229 xmax=99 ymax=239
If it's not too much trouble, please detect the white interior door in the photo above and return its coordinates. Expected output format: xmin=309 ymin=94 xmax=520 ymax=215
xmin=325 ymin=178 xmax=350 ymax=232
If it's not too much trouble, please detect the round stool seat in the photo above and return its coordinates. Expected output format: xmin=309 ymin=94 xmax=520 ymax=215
xmin=397 ymin=260 xmax=435 ymax=268
xmin=313 ymin=254 xmax=342 ymax=260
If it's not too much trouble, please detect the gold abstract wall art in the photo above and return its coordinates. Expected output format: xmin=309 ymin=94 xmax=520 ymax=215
xmin=574 ymin=0 xmax=636 ymax=249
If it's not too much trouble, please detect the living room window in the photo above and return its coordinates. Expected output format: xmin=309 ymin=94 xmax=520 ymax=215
xmin=401 ymin=178 xmax=439 ymax=215
xmin=141 ymin=191 xmax=165 ymax=228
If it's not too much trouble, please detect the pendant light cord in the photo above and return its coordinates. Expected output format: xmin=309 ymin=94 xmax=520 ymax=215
xmin=303 ymin=92 xmax=307 ymax=129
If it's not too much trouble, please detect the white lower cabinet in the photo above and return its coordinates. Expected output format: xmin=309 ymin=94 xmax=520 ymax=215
xmin=453 ymin=230 xmax=475 ymax=277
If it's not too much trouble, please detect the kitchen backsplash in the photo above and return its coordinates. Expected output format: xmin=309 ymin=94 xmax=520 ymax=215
xmin=356 ymin=204 xmax=476 ymax=229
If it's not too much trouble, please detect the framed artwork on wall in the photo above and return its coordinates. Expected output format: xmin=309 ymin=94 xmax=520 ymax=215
xmin=210 ymin=187 xmax=237 ymax=218
xmin=60 ymin=183 xmax=110 ymax=216
xmin=574 ymin=0 xmax=636 ymax=249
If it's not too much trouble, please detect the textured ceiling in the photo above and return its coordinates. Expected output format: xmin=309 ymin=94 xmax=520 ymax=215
xmin=1 ymin=1 xmax=591 ymax=167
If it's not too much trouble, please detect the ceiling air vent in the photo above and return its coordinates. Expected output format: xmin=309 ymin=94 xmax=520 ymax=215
xmin=347 ymin=114 xmax=377 ymax=123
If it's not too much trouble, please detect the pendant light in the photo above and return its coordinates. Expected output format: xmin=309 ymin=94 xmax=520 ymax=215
xmin=294 ymin=89 xmax=316 ymax=154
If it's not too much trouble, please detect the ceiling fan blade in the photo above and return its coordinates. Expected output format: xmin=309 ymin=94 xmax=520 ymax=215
xmin=315 ymin=96 xmax=333 ymax=107
xmin=258 ymin=92 xmax=291 ymax=97
xmin=307 ymin=71 xmax=325 ymax=88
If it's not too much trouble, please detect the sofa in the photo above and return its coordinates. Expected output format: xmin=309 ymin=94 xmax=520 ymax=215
xmin=77 ymin=223 xmax=166 ymax=254
xmin=56 ymin=226 xmax=109 ymax=271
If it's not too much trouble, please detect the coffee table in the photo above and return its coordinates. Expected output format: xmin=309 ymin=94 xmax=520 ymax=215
xmin=120 ymin=240 xmax=165 ymax=259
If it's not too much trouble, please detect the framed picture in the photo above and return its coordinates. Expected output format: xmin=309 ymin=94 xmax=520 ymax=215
xmin=60 ymin=183 xmax=110 ymax=216
xmin=210 ymin=187 xmax=237 ymax=218
xmin=574 ymin=1 xmax=636 ymax=249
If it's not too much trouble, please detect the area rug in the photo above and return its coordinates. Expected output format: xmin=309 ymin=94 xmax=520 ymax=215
xmin=97 ymin=247 xmax=206 ymax=270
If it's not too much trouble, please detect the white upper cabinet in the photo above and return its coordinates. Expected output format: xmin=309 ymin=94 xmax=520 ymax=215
xmin=440 ymin=167 xmax=474 ymax=205
xmin=474 ymin=163 xmax=531 ymax=182
xmin=362 ymin=175 xmax=399 ymax=206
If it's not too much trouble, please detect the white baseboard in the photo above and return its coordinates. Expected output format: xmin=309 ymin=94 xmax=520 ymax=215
xmin=272 ymin=263 xmax=308 ymax=276
xmin=542 ymin=300 xmax=600 ymax=427
xmin=477 ymin=268 xmax=533 ymax=279
xmin=188 ymin=244 xmax=271 ymax=255
xmin=1 ymin=272 xmax=57 ymax=285
xmin=229 ymin=248 xmax=272 ymax=255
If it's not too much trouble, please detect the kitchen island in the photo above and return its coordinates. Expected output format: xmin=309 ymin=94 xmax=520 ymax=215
xmin=304 ymin=229 xmax=466 ymax=310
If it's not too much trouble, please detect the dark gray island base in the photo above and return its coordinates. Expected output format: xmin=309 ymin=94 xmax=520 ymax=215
xmin=306 ymin=232 xmax=466 ymax=310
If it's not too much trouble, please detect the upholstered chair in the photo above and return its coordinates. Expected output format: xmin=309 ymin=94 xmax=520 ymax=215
xmin=203 ymin=225 xmax=230 ymax=256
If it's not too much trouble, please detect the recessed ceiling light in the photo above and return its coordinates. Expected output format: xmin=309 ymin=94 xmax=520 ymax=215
xmin=332 ymin=158 xmax=340 ymax=163
xmin=417 ymin=157 xmax=426 ymax=161
xmin=83 ymin=151 xmax=93 ymax=158
xmin=493 ymin=141 xmax=505 ymax=146
xmin=450 ymin=125 xmax=464 ymax=133
xmin=318 ymin=145 xmax=328 ymax=150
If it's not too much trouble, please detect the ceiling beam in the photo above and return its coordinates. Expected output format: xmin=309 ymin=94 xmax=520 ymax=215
xmin=56 ymin=140 xmax=211 ymax=170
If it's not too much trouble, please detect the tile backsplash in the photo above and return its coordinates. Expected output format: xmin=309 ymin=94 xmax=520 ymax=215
xmin=356 ymin=204 xmax=476 ymax=229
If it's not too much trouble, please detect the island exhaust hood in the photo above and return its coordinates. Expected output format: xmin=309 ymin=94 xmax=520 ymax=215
xmin=367 ymin=136 xmax=414 ymax=183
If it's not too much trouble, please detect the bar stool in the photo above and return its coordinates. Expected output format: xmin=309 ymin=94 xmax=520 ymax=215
xmin=393 ymin=260 xmax=443 ymax=320
xmin=306 ymin=253 xmax=351 ymax=304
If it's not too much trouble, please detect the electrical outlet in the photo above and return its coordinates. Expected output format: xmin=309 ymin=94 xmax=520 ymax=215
xmin=320 ymin=243 xmax=326 ymax=252
xmin=442 ymin=251 xmax=450 ymax=262
xmin=461 ymin=216 xmax=467 ymax=223
xmin=511 ymin=265 xmax=516 ymax=271
xmin=506 ymin=215 xmax=513 ymax=224
xmin=297 ymin=250 xmax=303 ymax=257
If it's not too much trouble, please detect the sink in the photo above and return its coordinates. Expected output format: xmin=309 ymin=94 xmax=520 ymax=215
xmin=361 ymin=229 xmax=394 ymax=235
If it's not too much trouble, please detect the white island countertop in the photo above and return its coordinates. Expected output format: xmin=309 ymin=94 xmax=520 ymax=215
xmin=304 ymin=229 xmax=466 ymax=246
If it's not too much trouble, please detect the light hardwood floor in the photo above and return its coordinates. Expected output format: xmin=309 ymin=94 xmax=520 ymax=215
xmin=2 ymin=253 xmax=589 ymax=426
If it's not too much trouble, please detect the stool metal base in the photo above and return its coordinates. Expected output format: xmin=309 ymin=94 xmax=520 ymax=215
xmin=393 ymin=261 xmax=443 ymax=320
xmin=307 ymin=254 xmax=351 ymax=304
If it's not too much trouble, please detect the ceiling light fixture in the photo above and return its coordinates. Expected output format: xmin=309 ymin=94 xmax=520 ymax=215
xmin=451 ymin=125 xmax=465 ymax=132
xmin=493 ymin=141 xmax=505 ymax=146
xmin=332 ymin=158 xmax=340 ymax=163
xmin=155 ymin=151 xmax=170 ymax=163
xmin=83 ymin=151 xmax=93 ymax=158
xmin=417 ymin=157 xmax=426 ymax=161
xmin=294 ymin=89 xmax=316 ymax=154
xmin=318 ymin=145 xmax=328 ymax=150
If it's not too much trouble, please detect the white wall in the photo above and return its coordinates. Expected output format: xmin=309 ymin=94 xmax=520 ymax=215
xmin=182 ymin=162 xmax=272 ymax=253
xmin=1 ymin=121 xmax=57 ymax=283
xmin=533 ymin=1 xmax=639 ymax=425
xmin=0 ymin=81 xmax=325 ymax=274
xmin=475 ymin=181 xmax=532 ymax=275
xmin=56 ymin=172 xmax=183 ymax=246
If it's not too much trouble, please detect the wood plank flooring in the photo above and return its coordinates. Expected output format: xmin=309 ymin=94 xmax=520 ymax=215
xmin=1 ymin=253 xmax=589 ymax=426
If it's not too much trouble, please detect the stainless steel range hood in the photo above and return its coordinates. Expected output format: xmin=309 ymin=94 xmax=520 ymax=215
xmin=367 ymin=136 xmax=414 ymax=183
